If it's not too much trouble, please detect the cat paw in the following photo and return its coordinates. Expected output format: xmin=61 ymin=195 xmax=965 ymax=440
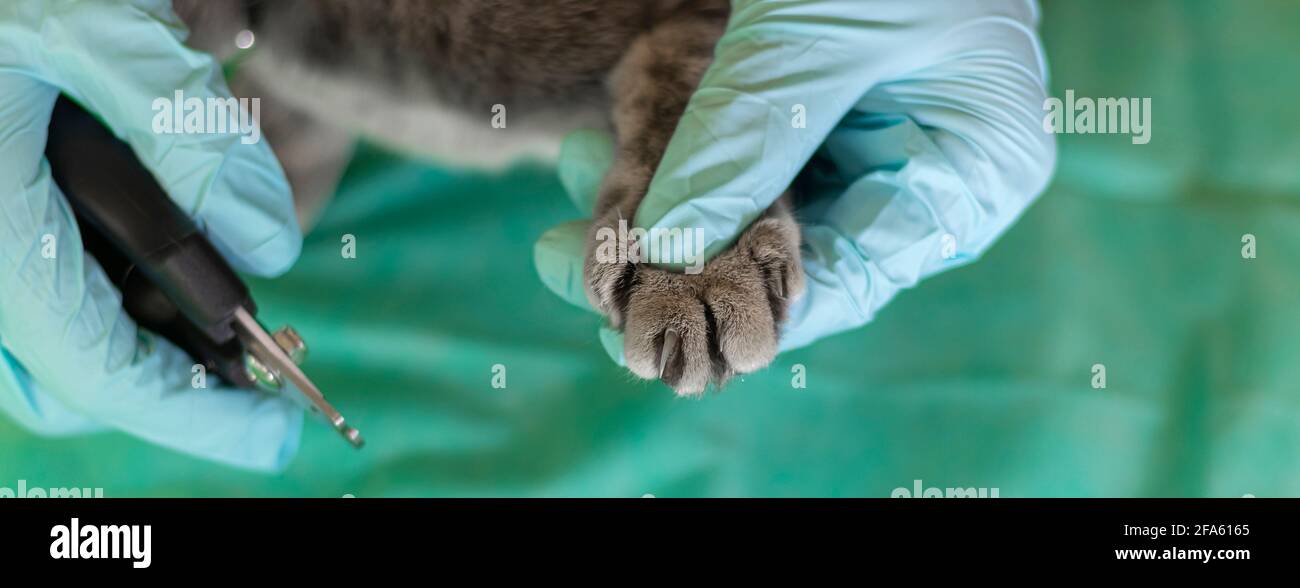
xmin=584 ymin=201 xmax=803 ymax=395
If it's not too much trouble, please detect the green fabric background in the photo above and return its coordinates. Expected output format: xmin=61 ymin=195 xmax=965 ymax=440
xmin=3 ymin=0 xmax=1297 ymax=497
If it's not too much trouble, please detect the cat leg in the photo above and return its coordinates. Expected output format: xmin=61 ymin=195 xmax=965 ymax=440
xmin=228 ymin=70 xmax=355 ymax=230
xmin=176 ymin=0 xmax=353 ymax=229
xmin=585 ymin=8 xmax=804 ymax=396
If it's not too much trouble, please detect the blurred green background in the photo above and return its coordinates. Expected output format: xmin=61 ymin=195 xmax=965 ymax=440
xmin=3 ymin=0 xmax=1298 ymax=497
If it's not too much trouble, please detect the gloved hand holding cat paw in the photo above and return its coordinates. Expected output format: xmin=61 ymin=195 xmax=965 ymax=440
xmin=536 ymin=0 xmax=1056 ymax=371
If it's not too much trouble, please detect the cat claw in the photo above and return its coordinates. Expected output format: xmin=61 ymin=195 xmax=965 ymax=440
xmin=658 ymin=329 xmax=679 ymax=379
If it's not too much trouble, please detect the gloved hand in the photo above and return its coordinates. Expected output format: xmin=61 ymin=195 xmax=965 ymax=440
xmin=536 ymin=0 xmax=1056 ymax=363
xmin=0 ymin=0 xmax=304 ymax=470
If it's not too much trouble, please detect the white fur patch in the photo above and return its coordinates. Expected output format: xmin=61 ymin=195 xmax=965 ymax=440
xmin=242 ymin=50 xmax=602 ymax=169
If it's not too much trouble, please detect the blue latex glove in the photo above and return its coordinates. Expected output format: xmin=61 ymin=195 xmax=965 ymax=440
xmin=0 ymin=0 xmax=304 ymax=470
xmin=536 ymin=0 xmax=1056 ymax=362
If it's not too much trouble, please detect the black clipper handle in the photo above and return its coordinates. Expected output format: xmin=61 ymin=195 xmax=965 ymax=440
xmin=45 ymin=96 xmax=257 ymax=388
